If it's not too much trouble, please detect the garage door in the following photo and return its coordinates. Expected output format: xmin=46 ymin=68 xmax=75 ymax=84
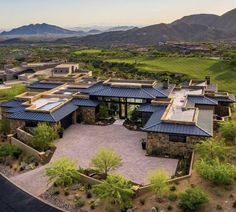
xmin=60 ymin=113 xmax=73 ymax=129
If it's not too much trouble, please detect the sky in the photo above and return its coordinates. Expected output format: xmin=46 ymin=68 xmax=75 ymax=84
xmin=0 ymin=0 xmax=236 ymax=29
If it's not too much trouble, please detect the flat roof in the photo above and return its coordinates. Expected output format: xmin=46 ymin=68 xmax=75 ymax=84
xmin=30 ymin=98 xmax=67 ymax=111
xmin=165 ymin=88 xmax=202 ymax=122
xmin=55 ymin=63 xmax=78 ymax=68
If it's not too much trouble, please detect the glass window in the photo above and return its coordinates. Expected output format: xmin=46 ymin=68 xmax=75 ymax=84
xmin=169 ymin=135 xmax=186 ymax=143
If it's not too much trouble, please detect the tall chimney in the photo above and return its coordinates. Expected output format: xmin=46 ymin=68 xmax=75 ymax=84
xmin=162 ymin=78 xmax=169 ymax=89
xmin=205 ymin=76 xmax=210 ymax=85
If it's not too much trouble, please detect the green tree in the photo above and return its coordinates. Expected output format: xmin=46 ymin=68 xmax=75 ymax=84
xmin=179 ymin=187 xmax=209 ymax=212
xmin=93 ymin=175 xmax=134 ymax=209
xmin=99 ymin=103 xmax=109 ymax=119
xmin=91 ymin=148 xmax=122 ymax=177
xmin=45 ymin=157 xmax=80 ymax=187
xmin=219 ymin=120 xmax=236 ymax=141
xmin=148 ymin=169 xmax=169 ymax=198
xmin=32 ymin=123 xmax=58 ymax=151
xmin=196 ymin=159 xmax=236 ymax=185
xmin=0 ymin=118 xmax=10 ymax=136
xmin=194 ymin=138 xmax=233 ymax=162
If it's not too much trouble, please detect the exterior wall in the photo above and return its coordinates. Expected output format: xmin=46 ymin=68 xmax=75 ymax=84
xmin=9 ymin=119 xmax=25 ymax=133
xmin=9 ymin=136 xmax=45 ymax=162
xmin=77 ymin=107 xmax=96 ymax=124
xmin=16 ymin=127 xmax=33 ymax=146
xmin=147 ymin=132 xmax=203 ymax=156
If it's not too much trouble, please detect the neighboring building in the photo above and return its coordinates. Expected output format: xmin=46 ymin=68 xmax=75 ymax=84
xmin=52 ymin=63 xmax=79 ymax=77
xmin=0 ymin=73 xmax=234 ymax=157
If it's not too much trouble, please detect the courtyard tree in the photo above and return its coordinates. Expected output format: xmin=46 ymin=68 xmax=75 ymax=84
xmin=91 ymin=148 xmax=122 ymax=177
xmin=194 ymin=138 xmax=234 ymax=162
xmin=99 ymin=103 xmax=109 ymax=119
xmin=179 ymin=187 xmax=209 ymax=212
xmin=93 ymin=174 xmax=134 ymax=209
xmin=148 ymin=169 xmax=169 ymax=199
xmin=32 ymin=123 xmax=58 ymax=151
xmin=45 ymin=157 xmax=80 ymax=187
xmin=196 ymin=158 xmax=236 ymax=185
xmin=219 ymin=120 xmax=236 ymax=142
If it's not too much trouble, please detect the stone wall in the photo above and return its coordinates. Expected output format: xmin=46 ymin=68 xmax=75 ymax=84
xmin=77 ymin=107 xmax=96 ymax=124
xmin=9 ymin=120 xmax=25 ymax=133
xmin=16 ymin=127 xmax=33 ymax=146
xmin=147 ymin=132 xmax=203 ymax=156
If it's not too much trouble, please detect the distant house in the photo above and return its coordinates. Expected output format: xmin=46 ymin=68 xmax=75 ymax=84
xmin=52 ymin=63 xmax=79 ymax=77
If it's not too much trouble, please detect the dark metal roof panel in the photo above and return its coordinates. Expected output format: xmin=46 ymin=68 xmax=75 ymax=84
xmin=144 ymin=107 xmax=166 ymax=129
xmin=91 ymin=86 xmax=154 ymax=99
xmin=4 ymin=105 xmax=26 ymax=113
xmin=144 ymin=122 xmax=210 ymax=137
xmin=82 ymin=82 xmax=105 ymax=94
xmin=51 ymin=102 xmax=78 ymax=121
xmin=27 ymin=82 xmax=62 ymax=90
xmin=208 ymin=95 xmax=235 ymax=103
xmin=9 ymin=111 xmax=55 ymax=122
xmin=9 ymin=102 xmax=78 ymax=123
xmin=137 ymin=104 xmax=166 ymax=113
xmin=72 ymin=99 xmax=100 ymax=107
xmin=187 ymin=96 xmax=218 ymax=106
xmin=0 ymin=99 xmax=24 ymax=108
xmin=197 ymin=109 xmax=213 ymax=136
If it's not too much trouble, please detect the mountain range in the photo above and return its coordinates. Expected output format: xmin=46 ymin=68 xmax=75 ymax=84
xmin=71 ymin=8 xmax=236 ymax=46
xmin=0 ymin=8 xmax=235 ymax=45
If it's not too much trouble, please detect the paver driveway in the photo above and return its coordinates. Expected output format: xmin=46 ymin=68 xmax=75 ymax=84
xmin=10 ymin=124 xmax=179 ymax=196
xmin=52 ymin=124 xmax=178 ymax=185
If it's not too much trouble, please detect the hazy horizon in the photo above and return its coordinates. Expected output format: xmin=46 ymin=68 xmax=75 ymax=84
xmin=1 ymin=0 xmax=236 ymax=30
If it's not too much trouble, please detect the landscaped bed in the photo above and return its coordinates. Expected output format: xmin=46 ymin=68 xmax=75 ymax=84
xmin=0 ymin=142 xmax=40 ymax=177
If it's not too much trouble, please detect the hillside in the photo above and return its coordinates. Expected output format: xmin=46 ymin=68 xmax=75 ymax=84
xmin=62 ymin=8 xmax=236 ymax=46
xmin=0 ymin=23 xmax=81 ymax=36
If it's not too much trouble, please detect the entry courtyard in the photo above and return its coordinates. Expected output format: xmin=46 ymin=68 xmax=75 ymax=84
xmin=52 ymin=124 xmax=179 ymax=185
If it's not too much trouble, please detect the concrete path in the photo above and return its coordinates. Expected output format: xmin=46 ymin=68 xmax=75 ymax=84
xmin=10 ymin=124 xmax=178 ymax=196
xmin=10 ymin=166 xmax=49 ymax=196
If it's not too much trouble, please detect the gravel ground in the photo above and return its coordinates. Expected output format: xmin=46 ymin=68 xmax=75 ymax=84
xmin=0 ymin=164 xmax=15 ymax=178
xmin=40 ymin=192 xmax=79 ymax=212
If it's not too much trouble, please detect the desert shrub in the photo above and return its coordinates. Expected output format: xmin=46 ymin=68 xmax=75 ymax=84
xmin=168 ymin=193 xmax=178 ymax=201
xmin=0 ymin=144 xmax=22 ymax=161
xmin=216 ymin=204 xmax=223 ymax=210
xmin=32 ymin=123 xmax=58 ymax=151
xmin=45 ymin=157 xmax=80 ymax=187
xmin=86 ymin=190 xmax=92 ymax=198
xmin=148 ymin=169 xmax=169 ymax=198
xmin=194 ymin=138 xmax=233 ymax=162
xmin=196 ymin=159 xmax=236 ymax=185
xmin=91 ymin=148 xmax=122 ymax=177
xmin=75 ymin=198 xmax=85 ymax=208
xmin=179 ymin=187 xmax=209 ymax=212
xmin=139 ymin=198 xmax=145 ymax=205
xmin=233 ymin=201 xmax=236 ymax=208
xmin=219 ymin=120 xmax=236 ymax=141
xmin=169 ymin=185 xmax=176 ymax=191
xmin=167 ymin=205 xmax=173 ymax=210
xmin=0 ymin=119 xmax=10 ymax=136
xmin=93 ymin=175 xmax=134 ymax=209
